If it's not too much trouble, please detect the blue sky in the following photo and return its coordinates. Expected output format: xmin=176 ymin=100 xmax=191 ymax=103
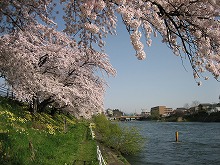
xmin=103 ymin=21 xmax=220 ymax=114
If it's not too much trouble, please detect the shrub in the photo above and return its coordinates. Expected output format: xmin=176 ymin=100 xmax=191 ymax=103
xmin=93 ymin=114 xmax=144 ymax=155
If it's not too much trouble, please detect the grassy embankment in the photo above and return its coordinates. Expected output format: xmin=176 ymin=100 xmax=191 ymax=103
xmin=93 ymin=114 xmax=144 ymax=165
xmin=0 ymin=97 xmax=98 ymax=165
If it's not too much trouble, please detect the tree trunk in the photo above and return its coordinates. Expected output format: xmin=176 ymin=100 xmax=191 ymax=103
xmin=38 ymin=97 xmax=54 ymax=113
xmin=32 ymin=97 xmax=38 ymax=114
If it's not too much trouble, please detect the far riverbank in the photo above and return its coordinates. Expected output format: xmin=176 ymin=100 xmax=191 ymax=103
xmin=162 ymin=111 xmax=220 ymax=122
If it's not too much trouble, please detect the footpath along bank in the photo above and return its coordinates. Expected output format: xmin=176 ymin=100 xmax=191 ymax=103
xmin=89 ymin=123 xmax=130 ymax=165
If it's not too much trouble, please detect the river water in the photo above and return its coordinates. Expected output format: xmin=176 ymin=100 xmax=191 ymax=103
xmin=122 ymin=121 xmax=220 ymax=165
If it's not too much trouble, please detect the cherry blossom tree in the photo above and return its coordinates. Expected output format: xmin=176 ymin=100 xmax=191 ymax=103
xmin=0 ymin=0 xmax=220 ymax=117
xmin=0 ymin=24 xmax=115 ymax=118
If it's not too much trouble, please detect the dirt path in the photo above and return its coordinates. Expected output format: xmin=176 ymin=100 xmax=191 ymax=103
xmin=98 ymin=144 xmax=131 ymax=165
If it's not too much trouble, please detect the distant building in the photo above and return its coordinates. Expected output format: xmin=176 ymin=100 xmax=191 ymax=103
xmin=174 ymin=107 xmax=188 ymax=114
xmin=207 ymin=103 xmax=220 ymax=114
xmin=198 ymin=103 xmax=212 ymax=112
xmin=189 ymin=106 xmax=199 ymax=114
xmin=164 ymin=107 xmax=173 ymax=116
xmin=213 ymin=104 xmax=220 ymax=112
xmin=151 ymin=106 xmax=173 ymax=117
xmin=175 ymin=108 xmax=188 ymax=112
xmin=191 ymin=103 xmax=220 ymax=114
xmin=113 ymin=109 xmax=123 ymax=117
xmin=141 ymin=111 xmax=151 ymax=118
xmin=106 ymin=108 xmax=113 ymax=117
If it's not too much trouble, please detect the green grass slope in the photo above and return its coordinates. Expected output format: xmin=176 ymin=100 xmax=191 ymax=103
xmin=0 ymin=97 xmax=98 ymax=165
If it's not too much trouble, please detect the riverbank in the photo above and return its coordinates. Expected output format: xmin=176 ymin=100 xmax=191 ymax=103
xmin=98 ymin=143 xmax=131 ymax=165
xmin=0 ymin=97 xmax=131 ymax=164
xmin=163 ymin=111 xmax=220 ymax=122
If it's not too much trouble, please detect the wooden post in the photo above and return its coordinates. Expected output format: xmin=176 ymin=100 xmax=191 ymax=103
xmin=64 ymin=118 xmax=67 ymax=133
xmin=32 ymin=97 xmax=38 ymax=113
xmin=29 ymin=140 xmax=35 ymax=161
xmin=175 ymin=131 xmax=179 ymax=142
xmin=7 ymin=88 xmax=9 ymax=98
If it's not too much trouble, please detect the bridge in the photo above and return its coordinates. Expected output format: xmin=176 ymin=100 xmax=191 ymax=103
xmin=108 ymin=115 xmax=144 ymax=121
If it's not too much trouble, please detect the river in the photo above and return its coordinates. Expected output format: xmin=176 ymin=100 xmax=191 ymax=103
xmin=121 ymin=121 xmax=220 ymax=165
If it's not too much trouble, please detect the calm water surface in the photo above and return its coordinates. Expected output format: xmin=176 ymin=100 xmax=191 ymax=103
xmin=122 ymin=121 xmax=220 ymax=165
